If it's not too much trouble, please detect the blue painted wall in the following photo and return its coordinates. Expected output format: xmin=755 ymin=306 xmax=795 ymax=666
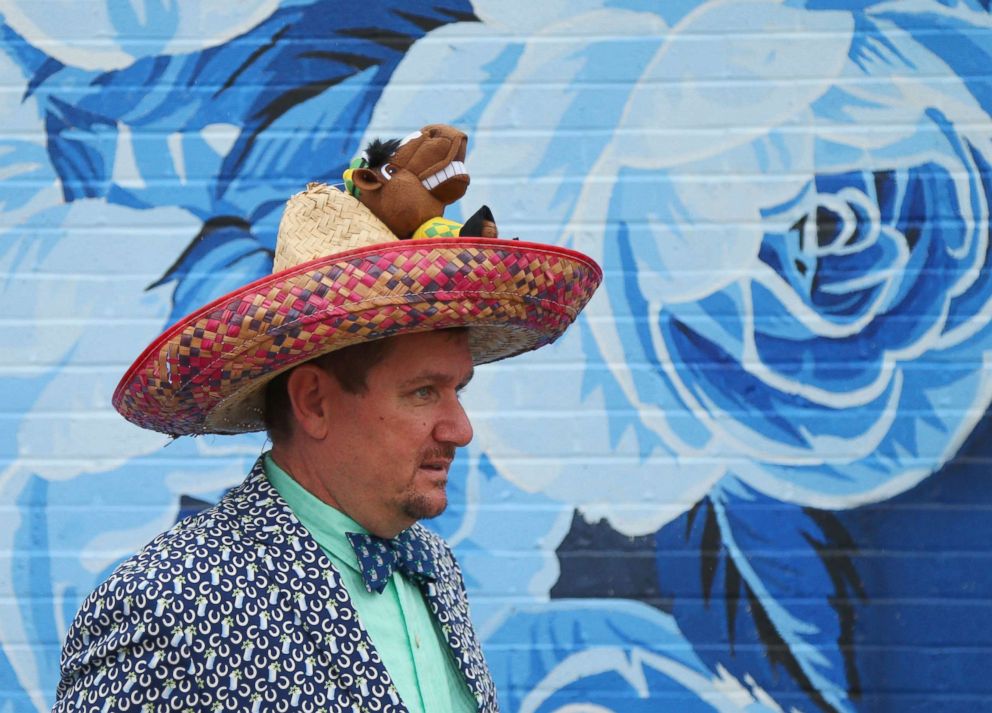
xmin=2 ymin=1 xmax=992 ymax=710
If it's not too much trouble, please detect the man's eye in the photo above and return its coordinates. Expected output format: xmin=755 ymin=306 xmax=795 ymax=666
xmin=414 ymin=386 xmax=433 ymax=399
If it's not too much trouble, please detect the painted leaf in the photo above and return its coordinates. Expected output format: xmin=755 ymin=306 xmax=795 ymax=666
xmin=485 ymin=600 xmax=783 ymax=713
xmin=149 ymin=217 xmax=273 ymax=323
xmin=656 ymin=477 xmax=865 ymax=712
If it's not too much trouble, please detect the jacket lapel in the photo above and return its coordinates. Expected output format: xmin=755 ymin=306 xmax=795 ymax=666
xmin=413 ymin=524 xmax=497 ymax=712
xmin=229 ymin=459 xmax=409 ymax=712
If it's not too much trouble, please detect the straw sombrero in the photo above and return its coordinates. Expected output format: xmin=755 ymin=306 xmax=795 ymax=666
xmin=113 ymin=183 xmax=602 ymax=436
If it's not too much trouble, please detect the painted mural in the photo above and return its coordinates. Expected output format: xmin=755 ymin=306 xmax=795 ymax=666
xmin=2 ymin=0 xmax=992 ymax=710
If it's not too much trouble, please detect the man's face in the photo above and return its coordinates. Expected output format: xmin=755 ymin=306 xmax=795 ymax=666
xmin=319 ymin=330 xmax=475 ymax=536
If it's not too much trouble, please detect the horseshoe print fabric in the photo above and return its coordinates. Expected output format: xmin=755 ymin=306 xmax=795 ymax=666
xmin=53 ymin=459 xmax=497 ymax=712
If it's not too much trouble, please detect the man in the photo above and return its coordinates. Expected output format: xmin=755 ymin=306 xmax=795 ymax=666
xmin=53 ymin=180 xmax=600 ymax=712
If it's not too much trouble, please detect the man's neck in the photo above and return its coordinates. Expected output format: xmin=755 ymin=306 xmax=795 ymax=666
xmin=268 ymin=444 xmax=408 ymax=538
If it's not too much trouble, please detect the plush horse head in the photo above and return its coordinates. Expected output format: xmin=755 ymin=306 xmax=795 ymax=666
xmin=345 ymin=124 xmax=496 ymax=239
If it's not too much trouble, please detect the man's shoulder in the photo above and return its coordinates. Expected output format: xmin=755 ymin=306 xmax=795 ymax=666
xmin=80 ymin=468 xmax=269 ymax=614
xmin=57 ymin=471 xmax=280 ymax=682
xmin=52 ymin=464 xmax=339 ymax=708
xmin=111 ymin=496 xmax=235 ymax=580
xmin=156 ymin=500 xmax=234 ymax=550
xmin=112 ymin=463 xmax=277 ymax=577
xmin=75 ymin=496 xmax=239 ymax=612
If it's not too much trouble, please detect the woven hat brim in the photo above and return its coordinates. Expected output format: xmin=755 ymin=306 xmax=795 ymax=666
xmin=113 ymin=238 xmax=602 ymax=435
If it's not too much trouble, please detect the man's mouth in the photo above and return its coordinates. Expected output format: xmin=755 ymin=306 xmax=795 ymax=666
xmin=421 ymin=161 xmax=467 ymax=191
xmin=420 ymin=445 xmax=456 ymax=474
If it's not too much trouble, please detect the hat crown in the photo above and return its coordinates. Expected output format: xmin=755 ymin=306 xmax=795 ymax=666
xmin=273 ymin=182 xmax=397 ymax=272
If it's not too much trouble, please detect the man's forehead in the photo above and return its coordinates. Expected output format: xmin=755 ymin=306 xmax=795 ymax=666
xmin=372 ymin=329 xmax=474 ymax=380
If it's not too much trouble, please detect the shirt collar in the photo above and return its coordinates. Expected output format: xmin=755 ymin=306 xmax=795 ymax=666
xmin=263 ymin=451 xmax=369 ymax=575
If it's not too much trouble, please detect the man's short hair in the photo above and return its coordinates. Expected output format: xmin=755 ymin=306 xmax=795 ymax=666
xmin=263 ymin=338 xmax=394 ymax=443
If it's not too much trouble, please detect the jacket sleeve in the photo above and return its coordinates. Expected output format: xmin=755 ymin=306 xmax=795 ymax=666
xmin=53 ymin=571 xmax=205 ymax=712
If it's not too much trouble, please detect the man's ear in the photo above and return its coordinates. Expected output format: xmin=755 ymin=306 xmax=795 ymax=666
xmin=285 ymin=364 xmax=333 ymax=440
xmin=351 ymin=168 xmax=383 ymax=193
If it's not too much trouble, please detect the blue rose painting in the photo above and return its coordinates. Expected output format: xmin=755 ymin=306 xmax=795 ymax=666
xmin=2 ymin=1 xmax=992 ymax=710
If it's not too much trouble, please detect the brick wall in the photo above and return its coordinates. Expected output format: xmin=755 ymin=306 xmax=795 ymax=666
xmin=2 ymin=1 xmax=992 ymax=710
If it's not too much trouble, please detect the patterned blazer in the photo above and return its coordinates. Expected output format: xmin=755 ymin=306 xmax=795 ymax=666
xmin=53 ymin=459 xmax=498 ymax=712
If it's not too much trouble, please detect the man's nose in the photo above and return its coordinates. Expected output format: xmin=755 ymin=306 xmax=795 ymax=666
xmin=434 ymin=395 xmax=473 ymax=447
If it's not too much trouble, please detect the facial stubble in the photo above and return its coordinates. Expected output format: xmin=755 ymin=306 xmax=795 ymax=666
xmin=400 ymin=444 xmax=456 ymax=522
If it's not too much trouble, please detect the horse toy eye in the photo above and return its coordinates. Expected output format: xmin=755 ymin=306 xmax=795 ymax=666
xmin=382 ymin=164 xmax=398 ymax=179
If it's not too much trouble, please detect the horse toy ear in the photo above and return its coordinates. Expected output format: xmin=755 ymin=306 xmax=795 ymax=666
xmin=343 ymin=124 xmax=499 ymax=240
xmin=460 ymin=205 xmax=498 ymax=238
xmin=342 ymin=158 xmax=368 ymax=197
xmin=349 ymin=168 xmax=383 ymax=195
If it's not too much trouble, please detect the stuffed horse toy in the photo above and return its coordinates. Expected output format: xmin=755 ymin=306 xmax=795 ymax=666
xmin=343 ymin=124 xmax=498 ymax=240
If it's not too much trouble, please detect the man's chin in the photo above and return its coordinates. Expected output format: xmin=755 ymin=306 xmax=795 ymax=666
xmin=402 ymin=491 xmax=448 ymax=522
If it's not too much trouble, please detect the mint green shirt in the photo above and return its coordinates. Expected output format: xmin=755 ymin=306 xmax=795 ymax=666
xmin=264 ymin=454 xmax=477 ymax=713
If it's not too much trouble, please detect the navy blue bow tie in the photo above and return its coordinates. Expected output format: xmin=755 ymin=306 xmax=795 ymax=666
xmin=346 ymin=530 xmax=437 ymax=594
